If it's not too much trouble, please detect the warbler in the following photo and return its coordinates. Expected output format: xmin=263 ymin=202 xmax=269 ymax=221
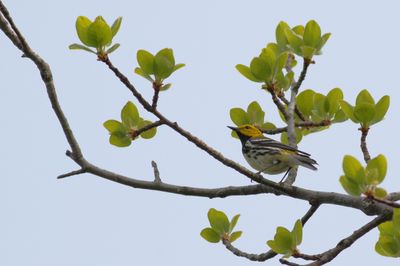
xmin=228 ymin=124 xmax=317 ymax=177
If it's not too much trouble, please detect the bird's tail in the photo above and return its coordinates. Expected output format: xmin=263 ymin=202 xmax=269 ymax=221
xmin=294 ymin=154 xmax=318 ymax=171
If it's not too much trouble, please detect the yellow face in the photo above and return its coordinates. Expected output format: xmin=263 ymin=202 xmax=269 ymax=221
xmin=235 ymin=124 xmax=263 ymax=137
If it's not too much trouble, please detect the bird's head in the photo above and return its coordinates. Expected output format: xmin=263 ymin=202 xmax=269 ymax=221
xmin=228 ymin=124 xmax=263 ymax=138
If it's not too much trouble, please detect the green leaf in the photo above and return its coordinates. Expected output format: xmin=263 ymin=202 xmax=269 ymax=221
xmin=229 ymin=214 xmax=240 ymax=233
xmin=316 ymin=33 xmax=331 ymax=52
xmin=342 ymin=155 xmax=363 ymax=181
xmin=292 ymin=220 xmax=303 ymax=246
xmin=160 ymin=83 xmax=172 ymax=91
xmin=103 ymin=119 xmax=125 ymax=133
xmin=332 ymin=109 xmax=348 ymax=123
xmin=109 ymin=133 xmax=131 ymax=147
xmin=138 ymin=120 xmax=157 ymax=139
xmin=110 ymin=17 xmax=122 ymax=37
xmin=173 ymin=63 xmax=185 ymax=72
xmin=121 ymin=101 xmax=140 ymax=128
xmin=376 ymin=236 xmax=400 ymax=257
xmin=371 ymin=95 xmax=390 ymax=125
xmin=275 ymin=52 xmax=289 ymax=74
xmin=235 ymin=64 xmax=262 ymax=82
xmin=207 ymin=208 xmax=230 ymax=235
xmin=87 ymin=16 xmax=112 ymax=48
xmin=300 ymin=45 xmax=316 ymax=59
xmin=281 ymin=129 xmax=303 ymax=145
xmin=267 ymin=240 xmax=288 ymax=255
xmin=340 ymin=100 xmax=358 ymax=123
xmin=75 ymin=16 xmax=95 ymax=47
xmin=366 ymin=154 xmax=387 ymax=185
xmin=292 ymin=25 xmax=304 ymax=35
xmin=284 ymin=28 xmax=303 ymax=55
xmin=354 ymin=103 xmax=375 ymax=126
xmin=137 ymin=50 xmax=155 ymax=75
xmin=154 ymin=50 xmax=175 ymax=79
xmin=106 ymin=43 xmax=120 ymax=54
xmin=68 ymin=43 xmax=96 ymax=54
xmin=250 ymin=57 xmax=271 ymax=81
xmin=374 ymin=187 xmax=388 ymax=199
xmin=303 ymin=20 xmax=321 ymax=48
xmin=276 ymin=21 xmax=290 ymax=49
xmin=339 ymin=175 xmax=363 ymax=196
xmin=296 ymin=89 xmax=315 ymax=116
xmin=393 ymin=208 xmax=400 ymax=230
xmin=326 ymin=88 xmax=343 ymax=115
xmin=229 ymin=231 xmax=242 ymax=243
xmin=356 ymin=89 xmax=375 ymax=105
xmin=275 ymin=227 xmax=295 ymax=252
xmin=200 ymin=228 xmax=221 ymax=243
xmin=134 ymin=68 xmax=153 ymax=82
xmin=247 ymin=101 xmax=265 ymax=124
xmin=230 ymin=108 xmax=249 ymax=126
xmin=261 ymin=122 xmax=276 ymax=131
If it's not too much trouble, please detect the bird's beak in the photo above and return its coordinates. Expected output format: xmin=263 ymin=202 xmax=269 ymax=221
xmin=227 ymin=126 xmax=238 ymax=131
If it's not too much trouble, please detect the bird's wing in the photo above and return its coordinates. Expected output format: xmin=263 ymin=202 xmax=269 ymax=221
xmin=249 ymin=137 xmax=312 ymax=157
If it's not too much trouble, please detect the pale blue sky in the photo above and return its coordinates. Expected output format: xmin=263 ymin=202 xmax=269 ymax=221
xmin=1 ymin=1 xmax=399 ymax=265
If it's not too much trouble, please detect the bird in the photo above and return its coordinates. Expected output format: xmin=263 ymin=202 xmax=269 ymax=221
xmin=228 ymin=124 xmax=317 ymax=181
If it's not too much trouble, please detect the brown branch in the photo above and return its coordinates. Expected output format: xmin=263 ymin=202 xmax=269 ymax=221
xmin=278 ymin=93 xmax=307 ymax=122
xmin=371 ymin=196 xmax=400 ymax=208
xmin=0 ymin=1 xmax=84 ymax=162
xmin=386 ymin=192 xmax=400 ymax=202
xmin=261 ymin=120 xmax=331 ymax=135
xmin=0 ymin=6 xmax=395 ymax=217
xmin=57 ymin=168 xmax=86 ymax=179
xmin=152 ymin=82 xmax=161 ymax=109
xmin=303 ymin=212 xmax=391 ymax=266
xmin=129 ymin=120 xmax=164 ymax=139
xmin=151 ymin=160 xmax=162 ymax=183
xmin=266 ymin=86 xmax=290 ymax=121
xmin=359 ymin=127 xmax=371 ymax=163
xmin=222 ymin=203 xmax=320 ymax=262
xmin=285 ymin=59 xmax=311 ymax=184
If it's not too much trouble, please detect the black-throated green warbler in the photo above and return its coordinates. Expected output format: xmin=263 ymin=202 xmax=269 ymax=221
xmin=228 ymin=124 xmax=317 ymax=176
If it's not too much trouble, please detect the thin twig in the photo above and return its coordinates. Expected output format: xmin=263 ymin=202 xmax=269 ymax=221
xmin=129 ymin=120 xmax=164 ymax=139
xmin=359 ymin=127 xmax=371 ymax=163
xmin=266 ymin=86 xmax=290 ymax=121
xmin=303 ymin=212 xmax=391 ymax=266
xmin=261 ymin=120 xmax=331 ymax=135
xmin=152 ymin=82 xmax=161 ymax=109
xmin=278 ymin=93 xmax=307 ymax=122
xmin=151 ymin=161 xmax=162 ymax=183
xmin=293 ymin=253 xmax=321 ymax=261
xmin=280 ymin=258 xmax=300 ymax=266
xmin=222 ymin=203 xmax=321 ymax=262
xmin=386 ymin=192 xmax=400 ymax=202
xmin=57 ymin=169 xmax=86 ymax=179
xmin=371 ymin=196 xmax=400 ymax=208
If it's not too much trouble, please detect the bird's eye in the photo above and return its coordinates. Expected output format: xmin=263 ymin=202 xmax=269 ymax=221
xmin=245 ymin=126 xmax=250 ymax=129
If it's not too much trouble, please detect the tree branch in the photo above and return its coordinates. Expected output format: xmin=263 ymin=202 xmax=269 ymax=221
xmin=303 ymin=212 xmax=391 ymax=266
xmin=285 ymin=59 xmax=311 ymax=184
xmin=0 ymin=1 xmax=84 ymax=162
xmin=278 ymin=93 xmax=307 ymax=122
xmin=359 ymin=127 xmax=371 ymax=163
xmin=261 ymin=120 xmax=331 ymax=135
xmin=266 ymin=87 xmax=290 ymax=121
xmin=221 ymin=203 xmax=321 ymax=262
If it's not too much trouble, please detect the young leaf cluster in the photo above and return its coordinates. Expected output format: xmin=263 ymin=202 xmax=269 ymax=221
xmin=135 ymin=48 xmax=185 ymax=90
xmin=236 ymin=43 xmax=293 ymax=90
xmin=375 ymin=208 xmax=400 ymax=257
xmin=69 ymin=16 xmax=122 ymax=57
xmin=267 ymin=220 xmax=303 ymax=258
xmin=200 ymin=208 xmax=242 ymax=244
xmin=103 ymin=101 xmax=157 ymax=147
xmin=340 ymin=154 xmax=388 ymax=198
xmin=340 ymin=90 xmax=389 ymax=129
xmin=276 ymin=20 xmax=330 ymax=59
xmin=229 ymin=101 xmax=276 ymax=138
